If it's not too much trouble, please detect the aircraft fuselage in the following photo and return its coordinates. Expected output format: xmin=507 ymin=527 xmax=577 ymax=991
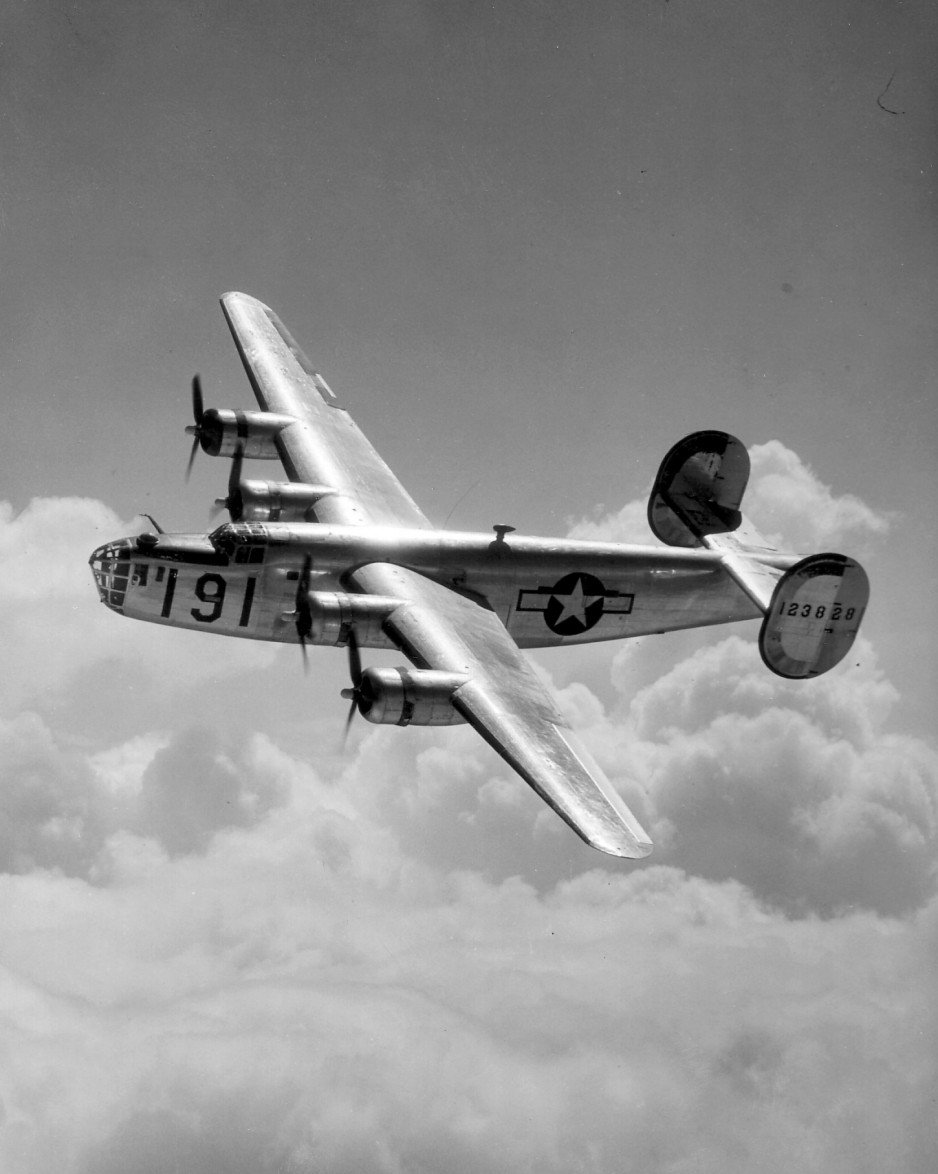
xmin=90 ymin=521 xmax=794 ymax=651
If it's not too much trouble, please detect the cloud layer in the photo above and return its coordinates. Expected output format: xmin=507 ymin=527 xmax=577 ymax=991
xmin=0 ymin=487 xmax=934 ymax=1173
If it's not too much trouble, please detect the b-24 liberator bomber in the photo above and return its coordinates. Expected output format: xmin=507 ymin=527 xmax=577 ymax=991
xmin=90 ymin=294 xmax=869 ymax=859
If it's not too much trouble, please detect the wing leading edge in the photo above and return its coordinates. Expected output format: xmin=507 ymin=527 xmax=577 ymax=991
xmin=351 ymin=562 xmax=653 ymax=859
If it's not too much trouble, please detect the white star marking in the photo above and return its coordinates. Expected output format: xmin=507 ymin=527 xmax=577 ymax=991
xmin=551 ymin=576 xmax=603 ymax=625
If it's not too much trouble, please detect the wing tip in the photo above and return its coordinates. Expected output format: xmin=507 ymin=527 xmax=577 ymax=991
xmin=613 ymin=837 xmax=654 ymax=860
xmin=220 ymin=291 xmax=272 ymax=315
xmin=554 ymin=727 xmax=654 ymax=860
xmin=588 ymin=828 xmax=654 ymax=859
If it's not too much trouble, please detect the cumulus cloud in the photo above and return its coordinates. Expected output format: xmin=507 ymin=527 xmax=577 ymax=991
xmin=0 ymin=488 xmax=934 ymax=1172
xmin=0 ymin=812 xmax=935 ymax=1173
xmin=0 ymin=711 xmax=107 ymax=876
xmin=0 ymin=714 xmax=289 ymax=880
xmin=567 ymin=496 xmax=650 ymax=543
xmin=746 ymin=441 xmax=893 ymax=551
xmin=131 ymin=727 xmax=288 ymax=858
xmin=616 ymin=637 xmax=937 ymax=917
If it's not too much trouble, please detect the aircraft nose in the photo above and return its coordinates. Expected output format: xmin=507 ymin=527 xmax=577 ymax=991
xmin=89 ymin=539 xmax=135 ymax=613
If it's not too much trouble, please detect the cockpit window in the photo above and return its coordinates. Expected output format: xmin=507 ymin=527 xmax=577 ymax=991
xmin=211 ymin=523 xmax=273 ymax=560
xmin=234 ymin=545 xmax=265 ymax=564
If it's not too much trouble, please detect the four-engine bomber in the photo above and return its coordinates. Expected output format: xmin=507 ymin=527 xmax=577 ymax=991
xmin=89 ymin=293 xmax=869 ymax=859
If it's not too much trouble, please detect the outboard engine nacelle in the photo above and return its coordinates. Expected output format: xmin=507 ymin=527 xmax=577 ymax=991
xmin=230 ymin=480 xmax=337 ymax=522
xmin=356 ymin=667 xmax=468 ymax=726
xmin=191 ymin=409 xmax=297 ymax=459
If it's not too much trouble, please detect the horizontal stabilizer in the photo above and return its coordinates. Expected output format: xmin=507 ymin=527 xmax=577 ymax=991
xmin=759 ymin=554 xmax=869 ymax=678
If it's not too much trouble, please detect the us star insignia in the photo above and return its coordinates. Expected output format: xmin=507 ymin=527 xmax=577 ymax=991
xmin=517 ymin=572 xmax=634 ymax=636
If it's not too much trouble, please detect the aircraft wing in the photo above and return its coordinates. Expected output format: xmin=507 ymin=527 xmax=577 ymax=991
xmin=223 ymin=292 xmax=651 ymax=857
xmin=220 ymin=292 xmax=431 ymax=529
xmin=350 ymin=561 xmax=654 ymax=859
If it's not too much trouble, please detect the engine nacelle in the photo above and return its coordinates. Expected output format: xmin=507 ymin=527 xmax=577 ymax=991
xmin=304 ymin=592 xmax=402 ymax=649
xmin=197 ymin=409 xmax=296 ymax=459
xmin=357 ymin=667 xmax=468 ymax=726
xmin=230 ymin=480 xmax=337 ymax=522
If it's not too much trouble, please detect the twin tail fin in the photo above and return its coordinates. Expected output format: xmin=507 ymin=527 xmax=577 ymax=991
xmin=648 ymin=431 xmax=869 ymax=679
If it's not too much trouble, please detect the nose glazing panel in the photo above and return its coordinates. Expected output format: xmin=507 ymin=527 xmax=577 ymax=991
xmin=89 ymin=541 xmax=134 ymax=612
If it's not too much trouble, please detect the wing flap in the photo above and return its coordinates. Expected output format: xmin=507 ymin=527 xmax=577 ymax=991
xmin=351 ymin=562 xmax=653 ymax=859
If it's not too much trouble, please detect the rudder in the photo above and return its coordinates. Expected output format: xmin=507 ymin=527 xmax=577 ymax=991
xmin=648 ymin=431 xmax=749 ymax=547
xmin=759 ymin=553 xmax=869 ymax=678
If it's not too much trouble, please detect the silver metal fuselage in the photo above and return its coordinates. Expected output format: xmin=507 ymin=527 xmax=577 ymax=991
xmin=90 ymin=521 xmax=786 ymax=651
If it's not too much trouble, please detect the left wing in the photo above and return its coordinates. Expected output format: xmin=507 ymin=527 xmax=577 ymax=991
xmin=351 ymin=561 xmax=653 ymax=859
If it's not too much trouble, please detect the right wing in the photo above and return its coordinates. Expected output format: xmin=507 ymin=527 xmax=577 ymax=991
xmin=351 ymin=561 xmax=654 ymax=859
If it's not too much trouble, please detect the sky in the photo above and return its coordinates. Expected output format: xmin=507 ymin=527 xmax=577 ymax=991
xmin=0 ymin=1 xmax=936 ymax=1170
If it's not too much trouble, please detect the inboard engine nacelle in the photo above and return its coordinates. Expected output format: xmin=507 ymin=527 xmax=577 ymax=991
xmin=229 ymin=479 xmax=337 ymax=522
xmin=302 ymin=591 xmax=402 ymax=649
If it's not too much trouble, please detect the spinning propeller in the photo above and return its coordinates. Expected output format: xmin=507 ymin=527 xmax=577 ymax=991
xmin=184 ymin=375 xmax=207 ymax=480
xmin=339 ymin=630 xmax=364 ymax=748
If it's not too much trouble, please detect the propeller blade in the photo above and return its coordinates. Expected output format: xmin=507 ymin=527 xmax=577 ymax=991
xmin=221 ymin=446 xmax=245 ymax=520
xmin=337 ymin=629 xmax=365 ymax=749
xmin=185 ymin=375 xmax=205 ymax=481
xmin=347 ymin=627 xmax=362 ymax=688
xmin=191 ymin=374 xmax=204 ymax=426
xmin=340 ymin=695 xmax=357 ymax=749
xmin=297 ymin=553 xmax=311 ymax=600
xmin=185 ymin=433 xmax=200 ymax=482
xmin=228 ymin=446 xmax=243 ymax=497
xmin=294 ymin=554 xmax=312 ymax=672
